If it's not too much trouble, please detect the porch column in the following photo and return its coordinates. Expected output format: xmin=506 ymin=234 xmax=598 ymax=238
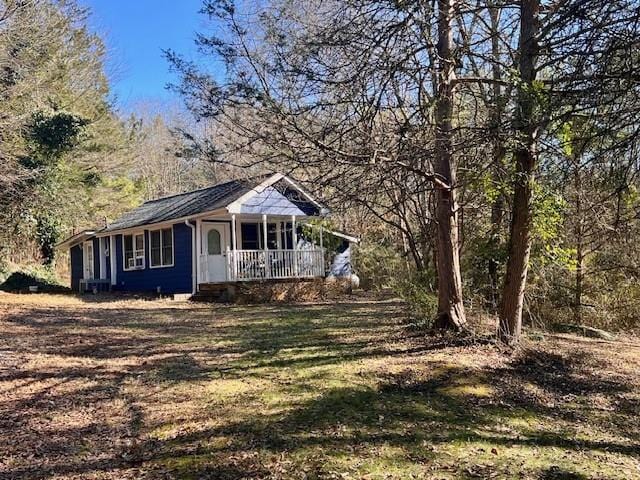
xmin=262 ymin=214 xmax=270 ymax=278
xmin=231 ymin=214 xmax=237 ymax=251
xmin=196 ymin=219 xmax=202 ymax=286
xmin=98 ymin=238 xmax=103 ymax=279
xmin=319 ymin=224 xmax=324 ymax=277
xmin=231 ymin=214 xmax=237 ymax=280
xmin=292 ymin=215 xmax=298 ymax=276
xmin=292 ymin=215 xmax=297 ymax=246
xmin=109 ymin=235 xmax=117 ymax=287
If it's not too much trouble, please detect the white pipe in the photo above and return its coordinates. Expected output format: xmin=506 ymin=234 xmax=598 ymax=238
xmin=185 ymin=219 xmax=196 ymax=295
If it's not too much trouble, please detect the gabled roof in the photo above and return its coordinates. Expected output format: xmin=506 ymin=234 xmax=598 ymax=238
xmin=99 ymin=173 xmax=327 ymax=234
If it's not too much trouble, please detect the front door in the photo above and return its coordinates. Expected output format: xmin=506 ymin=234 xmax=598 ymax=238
xmin=202 ymin=223 xmax=230 ymax=282
xmin=84 ymin=242 xmax=94 ymax=279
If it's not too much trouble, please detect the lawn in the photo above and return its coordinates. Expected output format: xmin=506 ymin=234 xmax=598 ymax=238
xmin=0 ymin=292 xmax=639 ymax=480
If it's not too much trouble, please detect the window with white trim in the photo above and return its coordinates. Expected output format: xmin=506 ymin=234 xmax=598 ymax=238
xmin=123 ymin=232 xmax=145 ymax=270
xmin=150 ymin=227 xmax=173 ymax=267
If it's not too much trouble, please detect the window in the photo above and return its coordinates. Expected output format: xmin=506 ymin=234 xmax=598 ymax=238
xmin=241 ymin=223 xmax=260 ymax=250
xmin=207 ymin=229 xmax=221 ymax=255
xmin=123 ymin=232 xmax=145 ymax=270
xmin=150 ymin=227 xmax=173 ymax=267
xmin=241 ymin=222 xmax=279 ymax=250
xmin=266 ymin=223 xmax=278 ymax=250
xmin=281 ymin=222 xmax=294 ymax=249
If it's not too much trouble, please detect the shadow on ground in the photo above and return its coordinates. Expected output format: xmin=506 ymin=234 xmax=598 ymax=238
xmin=0 ymin=296 xmax=638 ymax=479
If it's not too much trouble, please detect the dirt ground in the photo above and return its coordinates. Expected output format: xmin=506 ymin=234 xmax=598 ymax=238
xmin=0 ymin=292 xmax=639 ymax=479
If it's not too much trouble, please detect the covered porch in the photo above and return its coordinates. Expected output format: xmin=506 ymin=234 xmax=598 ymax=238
xmin=196 ymin=213 xmax=325 ymax=284
xmin=195 ymin=178 xmax=327 ymax=286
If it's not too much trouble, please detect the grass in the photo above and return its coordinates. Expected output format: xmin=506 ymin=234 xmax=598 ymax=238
xmin=0 ymin=291 xmax=639 ymax=479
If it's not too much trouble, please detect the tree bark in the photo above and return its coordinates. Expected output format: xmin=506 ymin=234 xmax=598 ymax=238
xmin=488 ymin=193 xmax=504 ymax=310
xmin=499 ymin=0 xmax=540 ymax=345
xmin=575 ymin=248 xmax=584 ymax=324
xmin=487 ymin=2 xmax=506 ymax=312
xmin=433 ymin=0 xmax=467 ymax=331
xmin=573 ymin=164 xmax=584 ymax=324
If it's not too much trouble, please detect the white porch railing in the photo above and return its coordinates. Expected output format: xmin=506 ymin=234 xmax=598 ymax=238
xmin=228 ymin=248 xmax=324 ymax=281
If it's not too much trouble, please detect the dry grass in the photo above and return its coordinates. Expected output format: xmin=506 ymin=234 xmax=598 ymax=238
xmin=0 ymin=291 xmax=639 ymax=479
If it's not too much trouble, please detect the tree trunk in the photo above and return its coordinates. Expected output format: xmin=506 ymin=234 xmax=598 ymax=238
xmin=488 ymin=193 xmax=504 ymax=311
xmin=573 ymin=164 xmax=584 ymax=324
xmin=499 ymin=0 xmax=539 ymax=345
xmin=433 ymin=0 xmax=466 ymax=331
xmin=487 ymin=2 xmax=506 ymax=312
xmin=575 ymin=248 xmax=584 ymax=324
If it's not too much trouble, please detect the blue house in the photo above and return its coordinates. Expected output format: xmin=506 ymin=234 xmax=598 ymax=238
xmin=58 ymin=173 xmax=356 ymax=295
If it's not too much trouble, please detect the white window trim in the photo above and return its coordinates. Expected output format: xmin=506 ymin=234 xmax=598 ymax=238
xmin=122 ymin=231 xmax=145 ymax=271
xmin=239 ymin=220 xmax=280 ymax=250
xmin=149 ymin=226 xmax=174 ymax=269
xmin=83 ymin=241 xmax=95 ymax=279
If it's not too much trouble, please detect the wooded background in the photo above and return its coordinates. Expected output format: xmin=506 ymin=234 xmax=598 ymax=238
xmin=2 ymin=0 xmax=640 ymax=345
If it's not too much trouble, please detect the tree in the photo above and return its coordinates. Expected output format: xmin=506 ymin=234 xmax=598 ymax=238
xmin=167 ymin=0 xmax=529 ymax=329
xmin=499 ymin=0 xmax=640 ymax=344
xmin=498 ymin=0 xmax=540 ymax=345
xmin=0 ymin=0 xmax=142 ymax=266
xmin=432 ymin=0 xmax=466 ymax=329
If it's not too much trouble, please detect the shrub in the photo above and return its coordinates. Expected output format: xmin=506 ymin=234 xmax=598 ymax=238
xmin=352 ymin=241 xmax=405 ymax=291
xmin=0 ymin=265 xmax=69 ymax=292
xmin=393 ymin=271 xmax=438 ymax=328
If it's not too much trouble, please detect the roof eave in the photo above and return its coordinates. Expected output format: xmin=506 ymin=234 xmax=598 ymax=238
xmin=94 ymin=207 xmax=229 ymax=237
xmin=56 ymin=230 xmax=96 ymax=250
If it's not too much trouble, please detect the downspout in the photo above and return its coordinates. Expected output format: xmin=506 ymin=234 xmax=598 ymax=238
xmin=185 ymin=219 xmax=197 ymax=295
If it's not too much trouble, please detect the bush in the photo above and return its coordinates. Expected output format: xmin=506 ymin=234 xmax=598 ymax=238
xmin=0 ymin=265 xmax=69 ymax=292
xmin=352 ymin=241 xmax=405 ymax=290
xmin=393 ymin=271 xmax=438 ymax=328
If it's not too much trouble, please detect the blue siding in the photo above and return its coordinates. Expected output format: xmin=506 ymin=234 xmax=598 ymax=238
xmin=70 ymin=244 xmax=83 ymax=291
xmin=114 ymin=222 xmax=193 ymax=294
xmin=92 ymin=238 xmax=100 ymax=278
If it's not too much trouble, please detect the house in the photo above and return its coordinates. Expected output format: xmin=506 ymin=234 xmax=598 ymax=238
xmin=58 ymin=173 xmax=357 ymax=296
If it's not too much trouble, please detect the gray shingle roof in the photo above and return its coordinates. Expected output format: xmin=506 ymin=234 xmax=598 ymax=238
xmin=101 ymin=179 xmax=254 ymax=233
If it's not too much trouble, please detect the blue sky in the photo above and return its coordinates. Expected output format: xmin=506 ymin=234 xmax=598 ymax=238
xmin=82 ymin=0 xmax=207 ymax=111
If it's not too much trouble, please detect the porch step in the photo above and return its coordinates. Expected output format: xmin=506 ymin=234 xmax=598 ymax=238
xmin=192 ymin=283 xmax=235 ymax=302
xmin=191 ymin=291 xmax=228 ymax=303
xmin=199 ymin=282 xmax=232 ymax=292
